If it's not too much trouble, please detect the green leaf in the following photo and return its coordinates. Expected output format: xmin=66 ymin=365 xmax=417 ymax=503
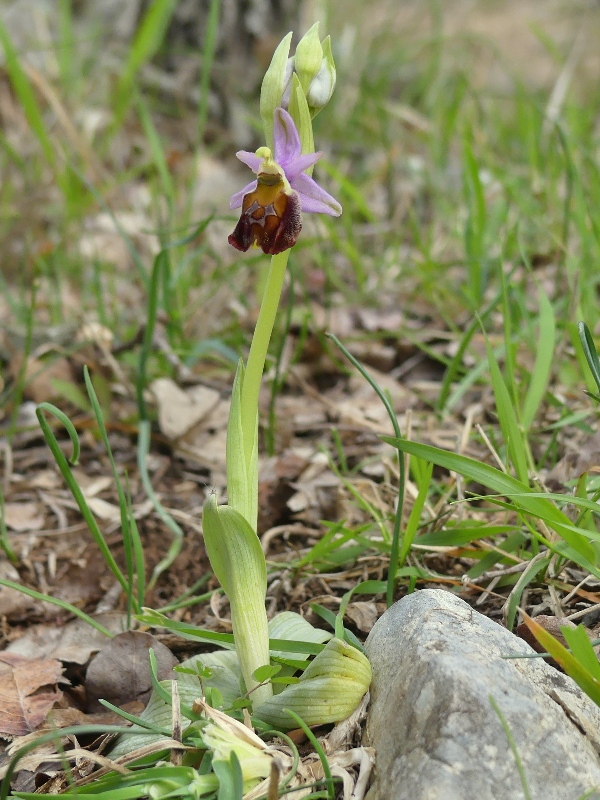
xmin=260 ymin=32 xmax=293 ymax=150
xmin=253 ymin=664 xmax=281 ymax=683
xmin=561 ymin=625 xmax=600 ymax=683
xmin=522 ymin=289 xmax=556 ymax=430
xmin=380 ymin=437 xmax=597 ymax=567
xmin=113 ymin=0 xmax=178 ymax=127
xmin=521 ymin=613 xmax=600 ymax=707
xmin=213 ymin=751 xmax=244 ymax=800
xmin=254 ymin=638 xmax=371 ymax=730
xmin=202 ymin=496 xmax=271 ymax=707
xmin=226 ymin=361 xmax=257 ymax=530
xmin=485 ymin=335 xmax=529 ymax=483
xmin=288 ymin=74 xmax=315 ymax=157
xmin=578 ymin=321 xmax=600 ymax=396
xmin=0 ymin=19 xmax=55 ymax=167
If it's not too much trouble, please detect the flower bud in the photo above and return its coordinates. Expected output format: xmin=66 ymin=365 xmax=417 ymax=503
xmin=307 ymin=36 xmax=336 ymax=115
xmin=293 ymin=23 xmax=323 ymax=96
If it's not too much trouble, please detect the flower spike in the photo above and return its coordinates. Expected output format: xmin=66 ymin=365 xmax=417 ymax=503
xmin=228 ymin=108 xmax=341 ymax=255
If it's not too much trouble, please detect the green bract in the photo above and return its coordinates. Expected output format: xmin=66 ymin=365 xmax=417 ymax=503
xmin=260 ymin=31 xmax=293 ymax=150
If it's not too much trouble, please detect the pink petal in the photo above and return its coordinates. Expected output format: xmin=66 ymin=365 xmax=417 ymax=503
xmin=273 ymin=108 xmax=301 ymax=166
xmin=291 ymin=173 xmax=342 ymax=216
xmin=284 ymin=151 xmax=323 ymax=180
xmin=229 ymin=180 xmax=257 ymax=210
xmin=235 ymin=151 xmax=261 ymax=172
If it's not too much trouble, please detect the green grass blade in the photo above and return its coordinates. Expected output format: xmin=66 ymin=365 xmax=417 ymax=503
xmin=197 ymin=0 xmax=221 ymax=141
xmin=113 ymin=0 xmax=178 ymax=127
xmin=561 ymin=625 xmax=600 ymax=683
xmin=504 ymin=553 xmax=550 ymax=631
xmin=484 ymin=334 xmax=530 ymax=483
xmin=0 ymin=485 xmax=17 ymax=563
xmin=136 ymin=92 xmax=175 ymax=202
xmin=83 ymin=367 xmax=142 ymax=619
xmin=0 ymin=19 xmax=55 ymax=166
xmin=36 ymin=403 xmax=130 ymax=593
xmin=283 ymin=709 xmax=334 ymax=800
xmin=327 ymin=333 xmax=405 ymax=607
xmin=57 ymin=0 xmax=76 ymax=91
xmin=521 ymin=289 xmax=556 ymax=430
xmin=0 ymin=578 xmax=112 ymax=637
xmin=138 ymin=420 xmax=184 ymax=588
xmin=489 ymin=696 xmax=532 ymax=800
xmin=521 ymin=612 xmax=600 ymax=706
xmin=462 ymin=130 xmax=486 ymax=306
xmin=380 ymin=437 xmax=597 ymax=566
xmin=399 ymin=460 xmax=433 ymax=565
xmin=578 ymin=321 xmax=600 ymax=396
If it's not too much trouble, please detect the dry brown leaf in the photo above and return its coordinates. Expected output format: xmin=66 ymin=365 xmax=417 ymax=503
xmin=345 ymin=602 xmax=379 ymax=634
xmin=0 ymin=653 xmax=65 ymax=738
xmin=9 ymin=353 xmax=74 ymax=405
xmin=85 ymin=630 xmax=178 ymax=712
xmin=6 ymin=613 xmax=126 ymax=665
xmin=150 ymin=378 xmax=220 ymax=440
xmin=3 ymin=502 xmax=45 ymax=532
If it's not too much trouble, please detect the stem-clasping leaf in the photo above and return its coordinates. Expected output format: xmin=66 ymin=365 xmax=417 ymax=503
xmin=254 ymin=637 xmax=371 ymax=730
xmin=202 ymin=495 xmax=271 ymax=707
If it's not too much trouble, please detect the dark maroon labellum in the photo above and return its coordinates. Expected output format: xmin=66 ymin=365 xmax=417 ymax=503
xmin=228 ymin=173 xmax=302 ymax=255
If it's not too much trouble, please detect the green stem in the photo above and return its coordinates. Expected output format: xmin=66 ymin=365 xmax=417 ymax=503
xmin=240 ymin=250 xmax=291 ymax=466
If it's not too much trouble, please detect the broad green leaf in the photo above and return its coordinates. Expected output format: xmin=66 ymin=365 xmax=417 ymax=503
xmin=254 ymin=638 xmax=371 ymax=730
xmin=202 ymin=497 xmax=270 ymax=706
xmin=268 ymin=611 xmax=331 ymax=661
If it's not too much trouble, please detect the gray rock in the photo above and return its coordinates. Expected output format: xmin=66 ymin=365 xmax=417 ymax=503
xmin=364 ymin=589 xmax=600 ymax=800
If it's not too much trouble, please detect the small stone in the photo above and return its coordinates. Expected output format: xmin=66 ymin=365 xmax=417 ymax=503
xmin=364 ymin=589 xmax=600 ymax=800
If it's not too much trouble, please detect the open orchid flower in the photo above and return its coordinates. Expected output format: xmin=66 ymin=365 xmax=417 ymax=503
xmin=228 ymin=107 xmax=342 ymax=255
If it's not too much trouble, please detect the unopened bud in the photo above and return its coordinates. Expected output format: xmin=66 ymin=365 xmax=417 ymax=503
xmin=307 ymin=53 xmax=336 ymax=113
xmin=294 ymin=23 xmax=323 ymax=95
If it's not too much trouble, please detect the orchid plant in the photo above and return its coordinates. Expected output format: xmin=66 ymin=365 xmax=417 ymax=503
xmin=200 ymin=24 xmax=371 ymax=725
xmin=114 ymin=25 xmax=371 ymax=767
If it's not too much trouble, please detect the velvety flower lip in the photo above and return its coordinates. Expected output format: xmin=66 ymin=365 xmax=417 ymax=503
xmin=229 ymin=108 xmax=342 ymax=218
